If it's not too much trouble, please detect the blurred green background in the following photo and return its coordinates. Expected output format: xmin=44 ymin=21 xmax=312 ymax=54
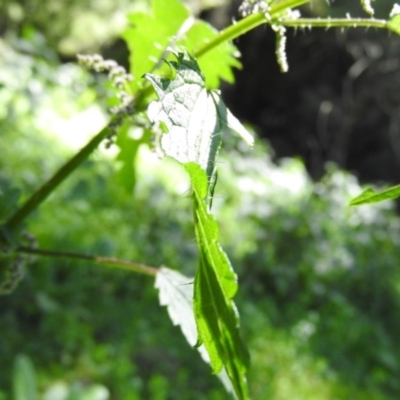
xmin=2 ymin=0 xmax=400 ymax=399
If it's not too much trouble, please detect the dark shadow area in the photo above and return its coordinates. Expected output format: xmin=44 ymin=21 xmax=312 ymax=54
xmin=223 ymin=25 xmax=400 ymax=184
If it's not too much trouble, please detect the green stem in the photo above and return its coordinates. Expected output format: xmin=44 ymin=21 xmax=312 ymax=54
xmin=17 ymin=246 xmax=158 ymax=277
xmin=3 ymin=125 xmax=111 ymax=236
xmin=194 ymin=0 xmax=310 ymax=58
xmin=282 ymin=17 xmax=388 ymax=29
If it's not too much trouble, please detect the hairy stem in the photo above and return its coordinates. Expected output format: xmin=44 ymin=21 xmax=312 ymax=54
xmin=194 ymin=0 xmax=310 ymax=58
xmin=3 ymin=125 xmax=111 ymax=237
xmin=17 ymin=246 xmax=158 ymax=276
xmin=282 ymin=17 xmax=387 ymax=29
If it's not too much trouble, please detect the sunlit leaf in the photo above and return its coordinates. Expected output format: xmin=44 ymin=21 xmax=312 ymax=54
xmin=155 ymin=267 xmax=197 ymax=346
xmin=123 ymin=0 xmax=241 ymax=93
xmin=349 ymin=185 xmax=400 ymax=206
xmin=123 ymin=0 xmax=190 ymax=93
xmin=155 ymin=267 xmax=237 ymax=397
xmin=181 ymin=20 xmax=242 ymax=88
xmin=144 ymin=51 xmax=253 ymax=179
xmin=188 ymin=163 xmax=250 ymax=400
xmin=211 ymin=91 xmax=254 ymax=147
xmin=145 ymin=51 xmax=250 ymax=399
xmin=145 ymin=56 xmax=220 ymax=179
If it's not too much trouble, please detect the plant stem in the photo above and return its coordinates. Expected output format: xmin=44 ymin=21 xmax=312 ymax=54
xmin=3 ymin=125 xmax=111 ymax=236
xmin=17 ymin=246 xmax=158 ymax=276
xmin=194 ymin=0 xmax=390 ymax=59
xmin=194 ymin=0 xmax=310 ymax=58
xmin=282 ymin=17 xmax=387 ymax=29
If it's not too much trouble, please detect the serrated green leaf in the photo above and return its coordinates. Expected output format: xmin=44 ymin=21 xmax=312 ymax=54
xmin=155 ymin=267 xmax=237 ymax=398
xmin=181 ymin=20 xmax=241 ymax=89
xmin=13 ymin=354 xmax=37 ymax=400
xmin=187 ymin=163 xmax=249 ymax=400
xmin=123 ymin=0 xmax=191 ymax=93
xmin=155 ymin=267 xmax=197 ymax=344
xmin=123 ymin=0 xmax=241 ymax=93
xmin=144 ymin=51 xmax=252 ymax=179
xmin=349 ymin=184 xmax=400 ymax=206
xmin=145 ymin=51 xmax=250 ymax=399
xmin=145 ymin=52 xmax=222 ymax=179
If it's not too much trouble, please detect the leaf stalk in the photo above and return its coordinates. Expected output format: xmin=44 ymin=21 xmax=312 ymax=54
xmin=17 ymin=246 xmax=158 ymax=276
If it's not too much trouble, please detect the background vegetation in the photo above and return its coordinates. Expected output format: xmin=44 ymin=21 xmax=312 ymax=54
xmin=2 ymin=0 xmax=400 ymax=399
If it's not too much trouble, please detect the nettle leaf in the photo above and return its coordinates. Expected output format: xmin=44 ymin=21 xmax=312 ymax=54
xmin=145 ymin=51 xmax=250 ymax=399
xmin=123 ymin=0 xmax=190 ymax=93
xmin=349 ymin=185 xmax=400 ymax=206
xmin=182 ymin=21 xmax=242 ymax=88
xmin=155 ymin=267 xmax=236 ymax=397
xmin=155 ymin=268 xmax=197 ymax=346
xmin=144 ymin=51 xmax=253 ymax=179
xmin=188 ymin=163 xmax=250 ymax=400
xmin=123 ymin=0 xmax=241 ymax=92
xmin=388 ymin=4 xmax=400 ymax=35
xmin=145 ymin=53 xmax=221 ymax=179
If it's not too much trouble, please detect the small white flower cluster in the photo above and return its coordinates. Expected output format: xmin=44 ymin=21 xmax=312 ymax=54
xmin=238 ymin=0 xmax=270 ymax=17
xmin=285 ymin=9 xmax=301 ymax=20
xmin=273 ymin=25 xmax=288 ymax=73
xmin=77 ymin=54 xmax=134 ymax=115
xmin=78 ymin=54 xmax=135 ymax=146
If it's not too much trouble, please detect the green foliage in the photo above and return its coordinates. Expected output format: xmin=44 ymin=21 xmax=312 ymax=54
xmin=0 ymin=0 xmax=147 ymax=55
xmin=144 ymin=51 xmax=252 ymax=177
xmin=0 ymin=137 xmax=226 ymax=398
xmin=188 ymin=163 xmax=249 ymax=399
xmin=248 ymin=321 xmax=386 ymax=400
xmin=12 ymin=354 xmax=112 ymax=400
xmin=180 ymin=21 xmax=241 ymax=88
xmin=155 ymin=267 xmax=235 ymax=396
xmin=350 ymin=185 xmax=400 ymax=206
xmin=155 ymin=267 xmax=197 ymax=349
xmin=123 ymin=0 xmax=240 ymax=92
xmin=215 ymin=149 xmax=400 ymax=396
xmin=3 ymin=81 xmax=400 ymax=397
xmin=3 ymin=0 xmax=400 ymax=399
xmin=123 ymin=0 xmax=190 ymax=93
xmin=144 ymin=51 xmax=222 ymax=178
